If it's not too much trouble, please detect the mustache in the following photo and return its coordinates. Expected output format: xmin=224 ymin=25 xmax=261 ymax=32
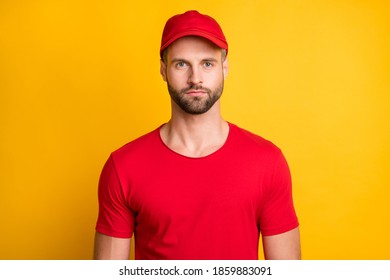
xmin=179 ymin=85 xmax=212 ymax=94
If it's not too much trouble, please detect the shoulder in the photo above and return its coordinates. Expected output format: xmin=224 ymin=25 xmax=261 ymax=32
xmin=229 ymin=123 xmax=282 ymax=156
xmin=111 ymin=126 xmax=162 ymax=163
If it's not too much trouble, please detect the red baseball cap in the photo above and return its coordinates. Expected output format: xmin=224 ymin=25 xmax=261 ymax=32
xmin=160 ymin=10 xmax=228 ymax=59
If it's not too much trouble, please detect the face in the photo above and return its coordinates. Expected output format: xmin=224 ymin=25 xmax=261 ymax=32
xmin=160 ymin=36 xmax=228 ymax=115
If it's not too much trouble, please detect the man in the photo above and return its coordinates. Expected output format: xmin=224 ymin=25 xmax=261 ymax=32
xmin=94 ymin=10 xmax=300 ymax=260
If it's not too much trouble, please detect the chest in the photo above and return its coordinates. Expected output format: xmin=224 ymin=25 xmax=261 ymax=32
xmin=126 ymin=154 xmax=268 ymax=228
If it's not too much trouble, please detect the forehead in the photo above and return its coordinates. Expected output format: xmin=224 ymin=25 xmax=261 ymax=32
xmin=166 ymin=36 xmax=221 ymax=59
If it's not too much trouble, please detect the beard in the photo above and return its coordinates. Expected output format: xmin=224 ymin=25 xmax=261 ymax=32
xmin=167 ymin=81 xmax=224 ymax=115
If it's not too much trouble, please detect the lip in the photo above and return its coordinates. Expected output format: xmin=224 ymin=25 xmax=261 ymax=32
xmin=186 ymin=90 xmax=207 ymax=96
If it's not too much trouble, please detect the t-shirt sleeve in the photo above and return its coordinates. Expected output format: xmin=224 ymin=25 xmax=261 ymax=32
xmin=259 ymin=149 xmax=299 ymax=236
xmin=95 ymin=155 xmax=135 ymax=238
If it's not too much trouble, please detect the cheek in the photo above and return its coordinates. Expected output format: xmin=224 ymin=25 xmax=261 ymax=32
xmin=210 ymin=71 xmax=224 ymax=85
xmin=167 ymin=70 xmax=188 ymax=84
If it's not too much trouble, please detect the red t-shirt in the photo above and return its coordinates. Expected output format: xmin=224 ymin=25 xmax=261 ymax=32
xmin=96 ymin=123 xmax=299 ymax=259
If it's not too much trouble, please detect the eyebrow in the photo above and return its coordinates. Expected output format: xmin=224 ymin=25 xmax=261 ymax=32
xmin=202 ymin=57 xmax=219 ymax=62
xmin=170 ymin=58 xmax=188 ymax=63
xmin=170 ymin=57 xmax=219 ymax=64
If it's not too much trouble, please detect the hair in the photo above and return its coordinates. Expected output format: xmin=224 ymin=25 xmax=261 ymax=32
xmin=162 ymin=49 xmax=168 ymax=64
xmin=221 ymin=49 xmax=227 ymax=61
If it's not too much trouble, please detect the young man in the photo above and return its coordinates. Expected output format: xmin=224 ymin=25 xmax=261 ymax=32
xmin=94 ymin=10 xmax=300 ymax=260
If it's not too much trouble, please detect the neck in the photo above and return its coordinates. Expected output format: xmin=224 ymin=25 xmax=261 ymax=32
xmin=160 ymin=101 xmax=229 ymax=157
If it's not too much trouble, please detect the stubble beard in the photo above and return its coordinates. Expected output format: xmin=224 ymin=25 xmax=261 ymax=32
xmin=167 ymin=81 xmax=224 ymax=115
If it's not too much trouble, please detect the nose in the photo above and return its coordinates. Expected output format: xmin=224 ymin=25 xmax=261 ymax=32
xmin=187 ymin=66 xmax=202 ymax=85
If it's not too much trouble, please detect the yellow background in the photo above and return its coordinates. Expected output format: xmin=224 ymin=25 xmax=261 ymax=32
xmin=1 ymin=0 xmax=389 ymax=259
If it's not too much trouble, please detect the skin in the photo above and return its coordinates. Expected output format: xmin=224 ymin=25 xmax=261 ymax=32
xmin=159 ymin=36 xmax=229 ymax=158
xmin=94 ymin=36 xmax=301 ymax=260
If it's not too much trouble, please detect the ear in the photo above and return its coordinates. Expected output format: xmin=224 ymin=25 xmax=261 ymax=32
xmin=160 ymin=59 xmax=167 ymax=82
xmin=222 ymin=57 xmax=228 ymax=79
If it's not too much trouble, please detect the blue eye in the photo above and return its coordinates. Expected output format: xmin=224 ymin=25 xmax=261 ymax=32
xmin=176 ymin=62 xmax=186 ymax=68
xmin=204 ymin=62 xmax=213 ymax=68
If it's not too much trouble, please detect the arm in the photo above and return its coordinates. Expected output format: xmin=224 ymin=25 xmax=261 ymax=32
xmin=93 ymin=231 xmax=131 ymax=260
xmin=262 ymin=227 xmax=301 ymax=260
